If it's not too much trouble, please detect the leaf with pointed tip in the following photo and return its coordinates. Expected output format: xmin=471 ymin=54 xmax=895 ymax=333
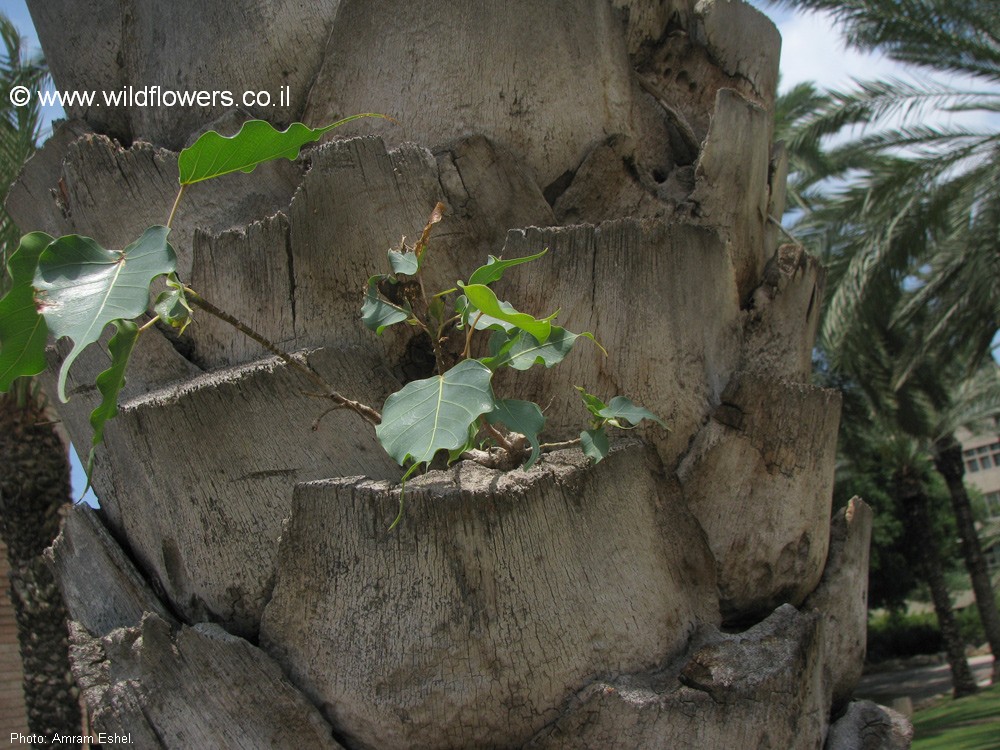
xmin=376 ymin=359 xmax=495 ymax=467
xmin=86 ymin=318 xmax=140 ymax=481
xmin=486 ymin=326 xmax=596 ymax=371
xmin=580 ymin=427 xmax=610 ymax=463
xmin=361 ymin=276 xmax=410 ymax=335
xmin=0 ymin=232 xmax=53 ymax=391
xmin=487 ymin=398 xmax=545 ymax=469
xmin=178 ymin=115 xmax=388 ymax=185
xmin=458 ymin=283 xmax=552 ymax=342
xmin=597 ymin=396 xmax=667 ymax=430
xmin=34 ymin=226 xmax=176 ymax=402
xmin=388 ymin=249 xmax=420 ymax=276
xmin=468 ymin=248 xmax=548 ymax=286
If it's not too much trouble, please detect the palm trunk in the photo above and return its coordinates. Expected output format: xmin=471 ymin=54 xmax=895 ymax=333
xmin=934 ymin=432 xmax=1000 ymax=682
xmin=0 ymin=388 xmax=82 ymax=739
xmin=897 ymin=465 xmax=979 ymax=697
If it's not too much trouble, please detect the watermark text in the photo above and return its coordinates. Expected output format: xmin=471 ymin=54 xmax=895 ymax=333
xmin=10 ymin=84 xmax=290 ymax=109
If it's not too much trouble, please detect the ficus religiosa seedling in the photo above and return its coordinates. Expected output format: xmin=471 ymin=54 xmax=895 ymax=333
xmin=0 ymin=117 xmax=665 ymax=528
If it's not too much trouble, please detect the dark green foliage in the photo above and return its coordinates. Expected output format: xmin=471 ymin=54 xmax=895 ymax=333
xmin=867 ymin=607 xmax=985 ymax=664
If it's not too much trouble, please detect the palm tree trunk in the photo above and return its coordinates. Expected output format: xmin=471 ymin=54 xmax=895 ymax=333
xmin=0 ymin=388 xmax=82 ymax=739
xmin=934 ymin=432 xmax=1000 ymax=682
xmin=896 ymin=465 xmax=979 ymax=697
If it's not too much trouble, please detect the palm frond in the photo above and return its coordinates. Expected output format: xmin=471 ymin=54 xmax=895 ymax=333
xmin=792 ymin=77 xmax=1000 ymax=149
xmin=0 ymin=11 xmax=47 ymax=288
xmin=768 ymin=0 xmax=1000 ymax=82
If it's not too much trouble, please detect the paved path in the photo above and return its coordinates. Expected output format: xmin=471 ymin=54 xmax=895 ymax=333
xmin=855 ymin=654 xmax=995 ymax=708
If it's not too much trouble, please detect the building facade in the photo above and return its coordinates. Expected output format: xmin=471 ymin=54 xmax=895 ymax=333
xmin=960 ymin=423 xmax=1000 ymax=570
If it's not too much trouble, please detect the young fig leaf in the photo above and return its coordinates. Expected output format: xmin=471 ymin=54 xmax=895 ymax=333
xmin=486 ymin=326 xmax=596 ymax=371
xmin=376 ymin=359 xmax=495 ymax=468
xmin=0 ymin=232 xmax=54 ymax=391
xmin=87 ymin=318 xmax=140 ymax=477
xmin=388 ymin=249 xmax=420 ymax=276
xmin=153 ymin=273 xmax=193 ymax=334
xmin=361 ymin=276 xmax=410 ymax=334
xmin=34 ymin=226 xmax=176 ymax=402
xmin=575 ymin=386 xmax=608 ymax=419
xmin=598 ymin=396 xmax=667 ymax=429
xmin=486 ymin=398 xmax=545 ymax=469
xmin=413 ymin=202 xmax=445 ymax=259
xmin=458 ymin=283 xmax=552 ymax=342
xmin=467 ymin=248 xmax=548 ymax=286
xmin=580 ymin=427 xmax=610 ymax=463
xmin=178 ymin=115 xmax=389 ymax=185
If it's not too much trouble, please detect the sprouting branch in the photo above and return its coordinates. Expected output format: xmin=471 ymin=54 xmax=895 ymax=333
xmin=479 ymin=416 xmax=517 ymax=456
xmin=539 ymin=438 xmax=581 ymax=452
xmin=183 ymin=287 xmax=382 ymax=425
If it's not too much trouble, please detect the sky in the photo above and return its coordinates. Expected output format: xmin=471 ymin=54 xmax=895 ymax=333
xmin=1 ymin=0 xmax=995 ymax=501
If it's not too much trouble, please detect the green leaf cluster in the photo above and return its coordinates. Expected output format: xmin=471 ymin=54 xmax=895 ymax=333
xmin=0 ymin=116 xmax=376 ymax=484
xmin=0 ymin=111 xmax=669 ymax=528
xmin=361 ymin=217 xmax=665 ymax=501
xmin=574 ymin=387 xmax=667 ymax=463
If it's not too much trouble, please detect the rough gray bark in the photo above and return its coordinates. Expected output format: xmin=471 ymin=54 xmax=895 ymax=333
xmin=676 ymin=371 xmax=841 ymax=621
xmin=260 ymin=443 xmax=718 ymax=749
xmin=804 ymin=498 xmax=874 ymax=711
xmin=12 ymin=0 xmax=903 ymax=746
xmin=825 ymin=701 xmax=914 ymax=750
xmin=525 ymin=605 xmax=826 ymax=749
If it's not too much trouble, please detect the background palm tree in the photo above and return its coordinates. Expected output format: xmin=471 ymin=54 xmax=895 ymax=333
xmin=0 ymin=13 xmax=82 ymax=738
xmin=771 ymin=0 xmax=1000 ymax=687
xmin=821 ymin=283 xmax=999 ymax=693
xmin=770 ymin=0 xmax=1000 ymax=370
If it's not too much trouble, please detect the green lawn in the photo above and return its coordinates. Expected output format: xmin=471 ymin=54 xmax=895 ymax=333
xmin=912 ymin=683 xmax=1000 ymax=750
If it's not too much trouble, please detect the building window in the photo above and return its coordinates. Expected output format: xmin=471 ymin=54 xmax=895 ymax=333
xmin=964 ymin=440 xmax=1000 ymax=473
xmin=985 ymin=491 xmax=1000 ymax=519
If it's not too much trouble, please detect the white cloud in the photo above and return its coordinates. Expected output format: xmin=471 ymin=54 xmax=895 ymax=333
xmin=773 ymin=10 xmax=900 ymax=94
xmin=761 ymin=6 xmax=998 ymax=136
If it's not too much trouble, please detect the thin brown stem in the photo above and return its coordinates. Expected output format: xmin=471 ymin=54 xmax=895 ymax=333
xmin=540 ymin=438 xmax=581 ymax=452
xmin=166 ymin=185 xmax=186 ymax=229
xmin=414 ymin=276 xmax=447 ymax=375
xmin=184 ymin=287 xmax=381 ymax=425
xmin=138 ymin=315 xmax=161 ymax=333
xmin=462 ymin=312 xmax=483 ymax=359
xmin=479 ymin=416 xmax=516 ymax=455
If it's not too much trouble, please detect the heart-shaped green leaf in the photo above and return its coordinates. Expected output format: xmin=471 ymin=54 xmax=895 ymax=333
xmin=388 ymin=249 xmax=419 ymax=276
xmin=576 ymin=388 xmax=665 ymax=430
xmin=597 ymin=396 xmax=667 ymax=429
xmin=178 ymin=115 xmax=387 ymax=185
xmin=487 ymin=398 xmax=545 ymax=469
xmin=458 ymin=283 xmax=552 ymax=342
xmin=467 ymin=248 xmax=547 ymax=286
xmin=34 ymin=226 xmax=176 ymax=401
xmin=361 ymin=276 xmax=410 ymax=335
xmin=376 ymin=358 xmax=495 ymax=467
xmin=0 ymin=232 xmax=53 ymax=391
